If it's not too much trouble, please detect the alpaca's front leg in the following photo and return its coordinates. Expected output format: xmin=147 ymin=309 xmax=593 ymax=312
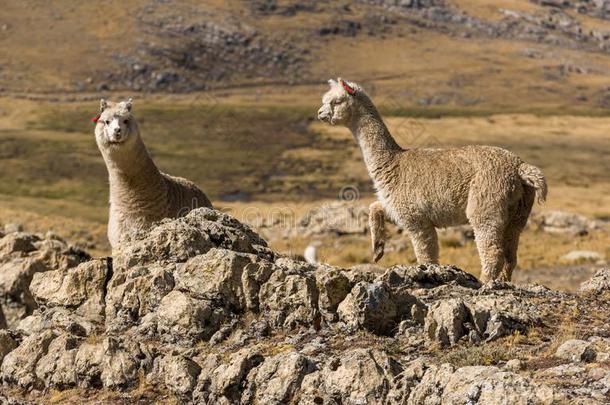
xmin=406 ymin=221 xmax=439 ymax=264
xmin=368 ymin=201 xmax=386 ymax=262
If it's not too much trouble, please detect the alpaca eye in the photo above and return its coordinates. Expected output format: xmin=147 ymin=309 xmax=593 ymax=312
xmin=105 ymin=120 xmax=110 ymax=125
xmin=123 ymin=119 xmax=129 ymax=124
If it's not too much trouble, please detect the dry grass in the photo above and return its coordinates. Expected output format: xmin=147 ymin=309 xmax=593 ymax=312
xmin=0 ymin=98 xmax=607 ymax=291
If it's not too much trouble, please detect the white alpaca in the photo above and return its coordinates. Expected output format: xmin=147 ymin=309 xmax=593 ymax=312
xmin=94 ymin=99 xmax=212 ymax=251
xmin=318 ymin=79 xmax=547 ymax=282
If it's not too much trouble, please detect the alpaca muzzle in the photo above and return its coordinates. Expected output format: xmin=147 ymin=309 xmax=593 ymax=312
xmin=317 ymin=105 xmax=331 ymax=122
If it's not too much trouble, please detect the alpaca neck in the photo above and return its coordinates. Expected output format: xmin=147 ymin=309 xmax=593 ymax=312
xmin=101 ymin=129 xmax=166 ymax=209
xmin=350 ymin=104 xmax=402 ymax=182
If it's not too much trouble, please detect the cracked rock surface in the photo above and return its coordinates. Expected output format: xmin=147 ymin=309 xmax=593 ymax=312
xmin=0 ymin=208 xmax=609 ymax=403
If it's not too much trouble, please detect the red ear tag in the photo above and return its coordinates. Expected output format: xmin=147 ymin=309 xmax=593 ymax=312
xmin=92 ymin=114 xmax=100 ymax=123
xmin=341 ymin=81 xmax=355 ymax=95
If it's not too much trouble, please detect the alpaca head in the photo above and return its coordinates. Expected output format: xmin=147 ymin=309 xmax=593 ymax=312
xmin=317 ymin=78 xmax=362 ymax=126
xmin=95 ymin=98 xmax=137 ymax=149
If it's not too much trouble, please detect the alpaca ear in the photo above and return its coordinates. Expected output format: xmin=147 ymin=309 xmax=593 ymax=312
xmin=125 ymin=98 xmax=133 ymax=112
xmin=100 ymin=99 xmax=108 ymax=113
xmin=338 ymin=78 xmax=356 ymax=95
xmin=327 ymin=79 xmax=337 ymax=86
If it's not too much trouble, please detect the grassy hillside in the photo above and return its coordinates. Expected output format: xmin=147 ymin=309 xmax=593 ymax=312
xmin=2 ymin=0 xmax=610 ymax=111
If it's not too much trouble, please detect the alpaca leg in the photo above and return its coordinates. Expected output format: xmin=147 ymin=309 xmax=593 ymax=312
xmin=473 ymin=225 xmax=506 ymax=283
xmin=500 ymin=225 xmax=520 ymax=282
xmin=500 ymin=188 xmax=535 ymax=281
xmin=407 ymin=222 xmax=439 ymax=264
xmin=369 ymin=201 xmax=386 ymax=262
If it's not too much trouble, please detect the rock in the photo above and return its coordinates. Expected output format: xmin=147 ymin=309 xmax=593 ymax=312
xmin=424 ymin=298 xmax=469 ymax=346
xmin=34 ymin=333 xmax=79 ymax=388
xmin=16 ymin=307 xmax=99 ymax=338
xmin=410 ymin=364 xmax=555 ymax=404
xmin=506 ymin=359 xmax=524 ymax=371
xmin=300 ymin=349 xmax=402 ymax=404
xmin=174 ymin=248 xmax=274 ymax=312
xmin=105 ymin=264 xmax=174 ymax=332
xmin=580 ymin=268 xmax=610 ymax=292
xmin=29 ymin=259 xmax=110 ymax=319
xmin=114 ymin=208 xmax=272 ymax=270
xmin=560 ymin=250 xmax=605 ymax=264
xmin=206 ymin=347 xmax=264 ymax=403
xmin=0 ymin=330 xmax=56 ymax=388
xmin=529 ymin=210 xmax=604 ymax=236
xmin=315 ymin=267 xmax=353 ymax=321
xmin=337 ymin=280 xmax=423 ymax=335
xmin=0 ymin=231 xmax=89 ymax=327
xmin=424 ymin=295 xmax=537 ymax=346
xmin=154 ymin=354 xmax=201 ymax=396
xmin=378 ymin=264 xmax=481 ymax=291
xmin=258 ymin=265 xmax=319 ymax=329
xmin=0 ymin=330 xmax=17 ymax=365
xmin=242 ymin=351 xmax=313 ymax=404
xmin=296 ymin=201 xmax=369 ymax=236
xmin=0 ymin=304 xmax=6 ymax=329
xmin=3 ymin=223 xmax=24 ymax=234
xmin=157 ymin=290 xmax=229 ymax=343
xmin=556 ymin=339 xmax=597 ymax=363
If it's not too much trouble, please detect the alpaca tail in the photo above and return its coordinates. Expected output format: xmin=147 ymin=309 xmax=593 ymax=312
xmin=518 ymin=163 xmax=547 ymax=204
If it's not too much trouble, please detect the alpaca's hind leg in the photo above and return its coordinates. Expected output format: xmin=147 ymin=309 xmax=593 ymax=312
xmin=500 ymin=188 xmax=535 ymax=281
xmin=500 ymin=225 xmax=520 ymax=282
xmin=407 ymin=222 xmax=439 ymax=264
xmin=472 ymin=225 xmax=506 ymax=283
xmin=369 ymin=201 xmax=386 ymax=262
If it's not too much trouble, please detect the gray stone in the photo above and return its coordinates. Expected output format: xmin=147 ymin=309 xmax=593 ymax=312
xmin=556 ymin=339 xmax=597 ymax=363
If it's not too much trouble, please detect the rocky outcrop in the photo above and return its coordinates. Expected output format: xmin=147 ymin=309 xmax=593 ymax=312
xmin=0 ymin=230 xmax=89 ymax=328
xmin=1 ymin=208 xmax=608 ymax=403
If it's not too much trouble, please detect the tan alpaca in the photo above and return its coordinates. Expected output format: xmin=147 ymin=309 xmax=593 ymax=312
xmin=94 ymin=99 xmax=212 ymax=251
xmin=318 ymin=79 xmax=547 ymax=282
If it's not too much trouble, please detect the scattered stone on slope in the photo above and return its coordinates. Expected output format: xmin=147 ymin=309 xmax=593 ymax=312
xmin=556 ymin=339 xmax=597 ymax=363
xmin=561 ymin=250 xmax=605 ymax=265
xmin=580 ymin=268 xmax=610 ymax=293
xmin=296 ymin=201 xmax=369 ymax=236
xmin=529 ymin=210 xmax=605 ymax=236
